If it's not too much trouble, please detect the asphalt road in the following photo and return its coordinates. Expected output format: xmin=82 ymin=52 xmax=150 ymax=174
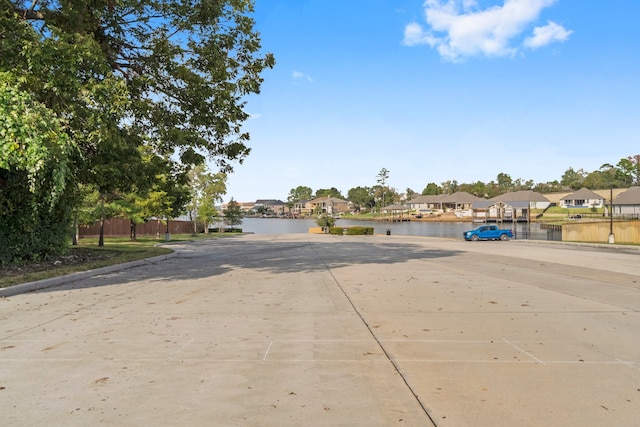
xmin=1 ymin=234 xmax=639 ymax=426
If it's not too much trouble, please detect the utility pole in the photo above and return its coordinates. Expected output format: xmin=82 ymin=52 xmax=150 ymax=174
xmin=608 ymin=186 xmax=615 ymax=243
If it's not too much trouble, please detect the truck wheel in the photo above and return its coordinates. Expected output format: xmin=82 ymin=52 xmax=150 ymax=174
xmin=471 ymin=235 xmax=479 ymax=241
xmin=500 ymin=234 xmax=509 ymax=241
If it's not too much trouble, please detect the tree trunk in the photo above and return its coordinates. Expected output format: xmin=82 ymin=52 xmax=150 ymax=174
xmin=190 ymin=211 xmax=197 ymax=235
xmin=98 ymin=196 xmax=105 ymax=247
xmin=72 ymin=213 xmax=78 ymax=245
xmin=130 ymin=220 xmax=137 ymax=241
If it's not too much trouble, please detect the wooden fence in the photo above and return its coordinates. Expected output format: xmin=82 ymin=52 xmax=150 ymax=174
xmin=79 ymin=218 xmax=195 ymax=238
xmin=562 ymin=220 xmax=640 ymax=244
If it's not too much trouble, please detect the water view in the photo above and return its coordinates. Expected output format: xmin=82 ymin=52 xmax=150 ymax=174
xmin=240 ymin=218 xmax=558 ymax=240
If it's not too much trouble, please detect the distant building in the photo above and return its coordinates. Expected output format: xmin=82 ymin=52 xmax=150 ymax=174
xmin=406 ymin=192 xmax=482 ymax=212
xmin=305 ymin=196 xmax=351 ymax=215
xmin=613 ymin=186 xmax=640 ymax=218
xmin=254 ymin=199 xmax=289 ymax=216
xmin=560 ymin=188 xmax=604 ymax=208
xmin=472 ymin=190 xmax=550 ymax=222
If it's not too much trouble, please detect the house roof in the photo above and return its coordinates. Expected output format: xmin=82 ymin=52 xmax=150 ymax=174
xmin=406 ymin=194 xmax=444 ymax=204
xmin=382 ymin=204 xmax=409 ymax=211
xmin=255 ymin=199 xmax=285 ymax=206
xmin=308 ymin=196 xmax=348 ymax=204
xmin=560 ymin=188 xmax=603 ymax=200
xmin=614 ymin=186 xmax=640 ymax=205
xmin=489 ymin=190 xmax=549 ymax=203
xmin=407 ymin=192 xmax=481 ymax=204
xmin=473 ymin=200 xmax=531 ymax=209
xmin=439 ymin=191 xmax=483 ymax=203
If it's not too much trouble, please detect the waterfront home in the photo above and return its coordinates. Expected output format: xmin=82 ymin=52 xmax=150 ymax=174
xmin=613 ymin=186 xmax=640 ymax=218
xmin=472 ymin=190 xmax=550 ymax=222
xmin=405 ymin=194 xmax=445 ymax=213
xmin=406 ymin=191 xmax=482 ymax=213
xmin=560 ymin=188 xmax=604 ymax=208
xmin=254 ymin=199 xmax=289 ymax=216
xmin=304 ymin=196 xmax=351 ymax=215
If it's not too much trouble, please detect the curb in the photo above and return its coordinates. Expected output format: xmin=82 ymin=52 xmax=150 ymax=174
xmin=0 ymin=252 xmax=177 ymax=298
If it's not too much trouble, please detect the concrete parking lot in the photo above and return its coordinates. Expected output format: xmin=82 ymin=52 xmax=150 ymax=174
xmin=1 ymin=234 xmax=639 ymax=426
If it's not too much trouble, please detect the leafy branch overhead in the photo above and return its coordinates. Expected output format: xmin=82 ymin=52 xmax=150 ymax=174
xmin=8 ymin=0 xmax=275 ymax=171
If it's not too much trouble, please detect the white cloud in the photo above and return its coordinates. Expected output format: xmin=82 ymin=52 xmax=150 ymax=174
xmin=524 ymin=21 xmax=572 ymax=48
xmin=403 ymin=0 xmax=570 ymax=61
xmin=292 ymin=70 xmax=313 ymax=82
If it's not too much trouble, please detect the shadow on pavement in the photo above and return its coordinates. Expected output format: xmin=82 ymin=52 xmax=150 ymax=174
xmin=32 ymin=237 xmax=460 ymax=294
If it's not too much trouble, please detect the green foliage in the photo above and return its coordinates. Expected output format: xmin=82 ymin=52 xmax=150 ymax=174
xmin=221 ymin=228 xmax=243 ymax=233
xmin=7 ymin=0 xmax=275 ymax=172
xmin=224 ymin=199 xmax=244 ymax=227
xmin=345 ymin=226 xmax=373 ymax=235
xmin=316 ymin=214 xmax=336 ymax=228
xmin=328 ymin=226 xmax=373 ymax=235
xmin=315 ymin=187 xmax=344 ymax=199
xmin=187 ymin=165 xmax=227 ymax=231
xmin=0 ymin=72 xmax=76 ymax=264
xmin=440 ymin=180 xmax=458 ymax=195
xmin=287 ymin=185 xmax=313 ymax=205
xmin=376 ymin=168 xmax=390 ymax=186
xmin=561 ymin=167 xmax=587 ymax=190
xmin=422 ymin=182 xmax=442 ymax=195
xmin=376 ymin=167 xmax=390 ymax=210
xmin=1 ymin=0 xmax=273 ymax=258
xmin=347 ymin=186 xmax=375 ymax=211
xmin=0 ymin=167 xmax=75 ymax=264
xmin=615 ymin=156 xmax=640 ymax=186
xmin=0 ymin=71 xmax=74 ymax=206
xmin=405 ymin=188 xmax=418 ymax=200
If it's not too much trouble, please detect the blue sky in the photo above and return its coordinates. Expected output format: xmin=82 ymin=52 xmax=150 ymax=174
xmin=222 ymin=0 xmax=640 ymax=203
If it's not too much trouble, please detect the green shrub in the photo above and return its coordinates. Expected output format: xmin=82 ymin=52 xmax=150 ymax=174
xmin=316 ymin=214 xmax=336 ymax=228
xmin=345 ymin=226 xmax=373 ymax=235
xmin=327 ymin=226 xmax=373 ymax=235
xmin=0 ymin=168 xmax=74 ymax=265
xmin=328 ymin=227 xmax=343 ymax=235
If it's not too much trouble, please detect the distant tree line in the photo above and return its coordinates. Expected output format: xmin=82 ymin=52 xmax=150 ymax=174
xmin=285 ymin=155 xmax=640 ymax=212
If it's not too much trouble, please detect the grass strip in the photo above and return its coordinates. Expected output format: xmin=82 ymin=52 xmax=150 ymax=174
xmin=0 ymin=233 xmax=234 ymax=288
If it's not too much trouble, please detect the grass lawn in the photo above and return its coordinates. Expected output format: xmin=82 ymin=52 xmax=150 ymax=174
xmin=543 ymin=206 xmax=605 ymax=215
xmin=0 ymin=233 xmax=235 ymax=289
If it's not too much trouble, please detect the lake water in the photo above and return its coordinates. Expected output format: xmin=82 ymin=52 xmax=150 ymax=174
xmin=239 ymin=218 xmax=558 ymax=240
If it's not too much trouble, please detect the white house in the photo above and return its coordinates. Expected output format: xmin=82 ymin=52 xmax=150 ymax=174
xmin=560 ymin=188 xmax=604 ymax=208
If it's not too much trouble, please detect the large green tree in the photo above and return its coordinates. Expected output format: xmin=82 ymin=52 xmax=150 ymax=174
xmin=223 ymin=198 xmax=243 ymax=229
xmin=187 ymin=165 xmax=227 ymax=234
xmin=315 ymin=187 xmax=344 ymax=199
xmin=376 ymin=168 xmax=390 ymax=210
xmin=347 ymin=186 xmax=375 ymax=211
xmin=421 ymin=182 xmax=441 ymax=195
xmin=287 ymin=185 xmax=313 ymax=205
xmin=561 ymin=167 xmax=586 ymax=190
xmin=615 ymin=155 xmax=640 ymax=186
xmin=1 ymin=0 xmax=273 ymax=260
xmin=0 ymin=71 xmax=76 ymax=264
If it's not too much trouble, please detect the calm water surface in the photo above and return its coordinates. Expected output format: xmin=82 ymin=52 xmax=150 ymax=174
xmin=240 ymin=218 xmax=554 ymax=240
